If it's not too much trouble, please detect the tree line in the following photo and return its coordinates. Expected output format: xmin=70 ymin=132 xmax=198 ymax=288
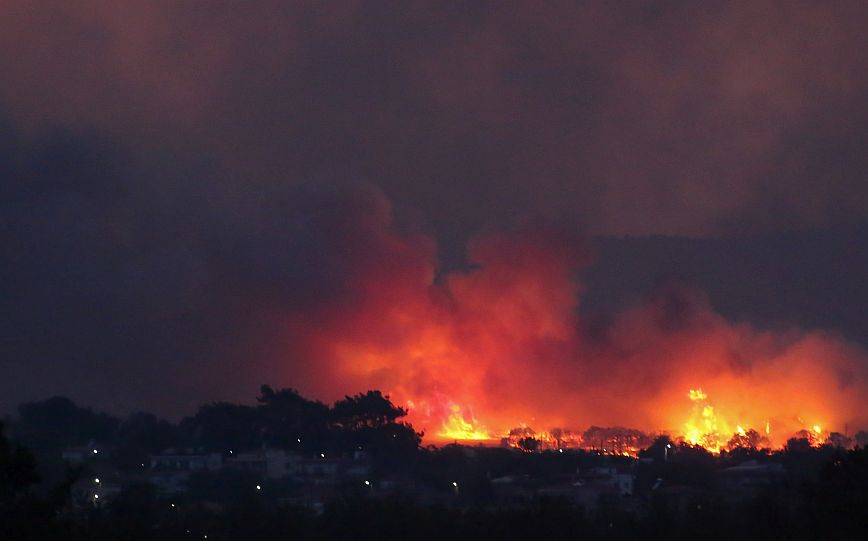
xmin=5 ymin=386 xmax=421 ymax=472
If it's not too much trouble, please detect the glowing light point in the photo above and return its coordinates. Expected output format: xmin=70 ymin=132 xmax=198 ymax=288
xmin=688 ymin=389 xmax=707 ymax=401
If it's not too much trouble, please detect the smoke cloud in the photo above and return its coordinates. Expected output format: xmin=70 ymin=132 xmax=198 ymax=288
xmin=266 ymin=188 xmax=868 ymax=443
xmin=1 ymin=1 xmax=868 ymax=238
xmin=2 ymin=2 xmax=868 ymax=440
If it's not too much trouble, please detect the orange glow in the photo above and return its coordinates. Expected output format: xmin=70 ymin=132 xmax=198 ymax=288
xmin=438 ymin=405 xmax=491 ymax=441
xmin=682 ymin=387 xmax=729 ymax=452
xmin=278 ymin=210 xmax=868 ymax=451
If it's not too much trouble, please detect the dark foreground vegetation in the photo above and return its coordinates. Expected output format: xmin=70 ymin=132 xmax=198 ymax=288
xmin=2 ymin=387 xmax=867 ymax=541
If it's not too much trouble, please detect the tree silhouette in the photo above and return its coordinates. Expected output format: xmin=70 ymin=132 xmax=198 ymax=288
xmin=180 ymin=402 xmax=260 ymax=450
xmin=640 ymin=434 xmax=674 ymax=461
xmin=256 ymin=385 xmax=329 ymax=447
xmin=12 ymin=396 xmax=119 ymax=451
xmin=517 ymin=437 xmax=540 ymax=452
xmin=115 ymin=412 xmax=181 ymax=469
xmin=0 ymin=423 xmax=38 ymax=502
xmin=785 ymin=437 xmax=813 ymax=454
xmin=726 ymin=428 xmax=769 ymax=451
xmin=331 ymin=391 xmax=407 ymax=430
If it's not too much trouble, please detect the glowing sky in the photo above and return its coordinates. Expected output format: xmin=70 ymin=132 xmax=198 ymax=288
xmin=2 ymin=1 xmax=868 ymax=426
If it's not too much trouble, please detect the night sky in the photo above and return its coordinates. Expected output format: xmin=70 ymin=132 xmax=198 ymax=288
xmin=2 ymin=1 xmax=868 ymax=425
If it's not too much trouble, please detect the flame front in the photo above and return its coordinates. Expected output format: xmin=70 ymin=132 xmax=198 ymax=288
xmin=438 ymin=404 xmax=491 ymax=441
xmin=431 ymin=388 xmax=834 ymax=455
xmin=676 ymin=388 xmax=829 ymax=453
xmin=279 ymin=209 xmax=868 ymax=450
xmin=682 ymin=388 xmax=729 ymax=452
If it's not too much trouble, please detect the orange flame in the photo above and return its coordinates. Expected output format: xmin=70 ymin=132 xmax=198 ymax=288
xmin=278 ymin=210 xmax=868 ymax=450
xmin=438 ymin=404 xmax=491 ymax=441
xmin=674 ymin=388 xmax=832 ymax=453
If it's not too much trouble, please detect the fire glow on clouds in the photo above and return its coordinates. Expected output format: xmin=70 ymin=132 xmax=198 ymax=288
xmin=280 ymin=189 xmax=868 ymax=452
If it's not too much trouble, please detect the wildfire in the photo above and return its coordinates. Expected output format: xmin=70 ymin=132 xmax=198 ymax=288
xmin=420 ymin=385 xmax=844 ymax=456
xmin=438 ymin=404 xmax=492 ymax=441
xmin=426 ymin=386 xmax=840 ymax=454
xmin=688 ymin=388 xmax=708 ymax=401
xmin=674 ymin=388 xmax=833 ymax=453
xmin=277 ymin=200 xmax=868 ymax=454
xmin=682 ymin=387 xmax=729 ymax=452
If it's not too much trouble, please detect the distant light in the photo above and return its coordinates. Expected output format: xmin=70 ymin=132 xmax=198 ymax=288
xmin=452 ymin=481 xmax=458 ymax=487
xmin=229 ymin=450 xmax=233 ymax=454
xmin=92 ymin=449 xmax=98 ymax=454
xmin=255 ymin=485 xmax=261 ymax=491
xmin=364 ymin=480 xmax=370 ymax=486
xmin=320 ymin=453 xmax=325 ymax=458
xmin=297 ymin=438 xmax=302 ymax=443
xmin=666 ymin=444 xmax=672 ymax=449
xmin=559 ymin=449 xmax=564 ymax=453
xmin=94 ymin=478 xmax=100 ymax=484
xmin=94 ymin=494 xmax=99 ymax=499
xmin=171 ymin=503 xmax=176 ymax=508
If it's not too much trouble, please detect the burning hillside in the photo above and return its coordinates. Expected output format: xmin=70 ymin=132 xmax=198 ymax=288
xmin=444 ymin=387 xmax=838 ymax=456
xmin=276 ymin=190 xmax=868 ymax=454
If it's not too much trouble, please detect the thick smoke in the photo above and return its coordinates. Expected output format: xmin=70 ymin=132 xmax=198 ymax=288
xmin=3 ymin=2 xmax=868 ymax=430
xmin=273 ymin=189 xmax=868 ymax=442
xmin=1 ymin=1 xmax=868 ymax=236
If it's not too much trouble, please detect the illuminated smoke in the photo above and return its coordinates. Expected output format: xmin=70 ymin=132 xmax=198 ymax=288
xmin=276 ymin=189 xmax=868 ymax=450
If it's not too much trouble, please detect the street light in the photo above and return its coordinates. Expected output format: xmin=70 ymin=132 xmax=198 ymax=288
xmin=664 ymin=443 xmax=672 ymax=462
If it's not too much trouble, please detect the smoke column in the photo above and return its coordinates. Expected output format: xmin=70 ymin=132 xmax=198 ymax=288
xmin=274 ymin=188 xmax=868 ymax=446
